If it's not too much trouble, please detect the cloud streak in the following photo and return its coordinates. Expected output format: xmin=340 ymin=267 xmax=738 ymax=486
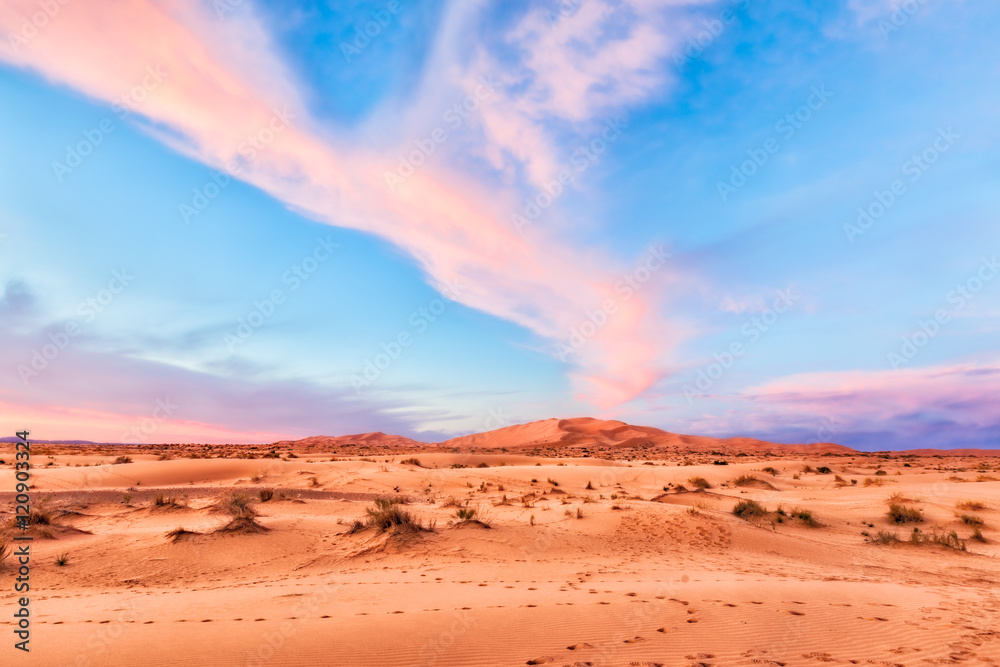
xmin=0 ymin=0 xmax=701 ymax=409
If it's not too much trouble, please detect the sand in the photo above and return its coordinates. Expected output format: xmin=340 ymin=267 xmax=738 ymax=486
xmin=1 ymin=423 xmax=999 ymax=665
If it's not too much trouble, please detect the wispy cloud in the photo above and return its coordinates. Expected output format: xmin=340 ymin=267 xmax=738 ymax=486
xmin=0 ymin=0 xmax=705 ymax=409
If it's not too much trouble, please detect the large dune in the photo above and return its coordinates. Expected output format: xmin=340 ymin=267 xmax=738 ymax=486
xmin=437 ymin=417 xmax=855 ymax=455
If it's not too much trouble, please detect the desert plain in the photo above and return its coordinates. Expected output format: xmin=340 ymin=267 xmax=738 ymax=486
xmin=2 ymin=417 xmax=999 ymax=666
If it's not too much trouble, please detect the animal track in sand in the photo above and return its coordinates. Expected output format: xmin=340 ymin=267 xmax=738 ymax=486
xmin=525 ymin=657 xmax=553 ymax=665
xmin=622 ymin=636 xmax=646 ymax=643
xmin=567 ymin=643 xmax=593 ymax=650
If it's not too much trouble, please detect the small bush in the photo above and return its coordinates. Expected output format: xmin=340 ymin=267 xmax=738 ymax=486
xmin=352 ymin=497 xmax=432 ymax=534
xmin=888 ymin=504 xmax=923 ymax=525
xmin=863 ymin=477 xmax=884 ymax=487
xmin=585 ymin=480 xmax=594 ymax=490
xmin=959 ymin=514 xmax=984 ymax=527
xmin=733 ymin=499 xmax=766 ymax=521
xmin=864 ymin=530 xmax=900 ymax=545
xmin=258 ymin=488 xmax=275 ymax=502
xmin=793 ymin=509 xmax=817 ymax=527
xmin=712 ymin=460 xmax=728 ymax=466
xmin=688 ymin=477 xmax=711 ymax=489
xmin=956 ymin=500 xmax=987 ymax=511
xmin=55 ymin=553 xmax=69 ymax=566
xmin=875 ymin=469 xmax=887 ymax=476
xmin=762 ymin=467 xmax=779 ymax=476
xmin=113 ymin=455 xmax=133 ymax=464
xmin=815 ymin=466 xmax=832 ymax=474
xmin=733 ymin=475 xmax=759 ymax=486
xmin=971 ymin=527 xmax=986 ymax=543
xmin=547 ymin=478 xmax=559 ymax=487
xmin=215 ymin=492 xmax=265 ymax=533
xmin=153 ymin=493 xmax=177 ymax=507
xmin=400 ymin=458 xmax=422 ymax=466
xmin=576 ymin=507 xmax=583 ymax=519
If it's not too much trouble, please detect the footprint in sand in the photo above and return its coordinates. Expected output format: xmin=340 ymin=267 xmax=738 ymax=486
xmin=783 ymin=610 xmax=805 ymax=616
xmin=623 ymin=636 xmax=646 ymax=643
xmin=567 ymin=643 xmax=593 ymax=650
xmin=525 ymin=657 xmax=553 ymax=665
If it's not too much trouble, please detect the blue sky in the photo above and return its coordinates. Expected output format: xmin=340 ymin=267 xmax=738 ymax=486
xmin=0 ymin=0 xmax=997 ymax=449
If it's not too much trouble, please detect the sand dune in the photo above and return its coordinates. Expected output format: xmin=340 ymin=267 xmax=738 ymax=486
xmin=1 ymin=428 xmax=998 ymax=665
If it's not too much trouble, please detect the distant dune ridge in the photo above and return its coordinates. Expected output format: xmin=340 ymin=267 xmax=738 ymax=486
xmin=16 ymin=417 xmax=999 ymax=455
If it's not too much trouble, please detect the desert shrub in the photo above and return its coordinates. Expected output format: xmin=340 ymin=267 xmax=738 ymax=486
xmin=547 ymin=478 xmax=559 ymax=487
xmin=585 ymin=480 xmax=594 ymax=490
xmin=762 ymin=467 xmax=779 ymax=476
xmin=354 ymin=497 xmax=432 ymax=534
xmin=688 ymin=477 xmax=711 ymax=489
xmin=712 ymin=460 xmax=728 ymax=466
xmin=55 ymin=553 xmax=69 ymax=566
xmin=476 ymin=462 xmax=489 ymax=468
xmin=733 ymin=499 xmax=766 ymax=521
xmin=215 ymin=492 xmax=265 ymax=533
xmin=971 ymin=527 xmax=986 ymax=543
xmin=815 ymin=466 xmax=832 ymax=474
xmin=959 ymin=514 xmax=984 ymax=527
xmin=910 ymin=527 xmax=966 ymax=551
xmin=442 ymin=496 xmax=462 ymax=508
xmin=113 ymin=455 xmax=133 ymax=464
xmin=258 ymin=488 xmax=275 ymax=502
xmin=802 ymin=465 xmax=814 ymax=473
xmin=864 ymin=530 xmax=900 ymax=545
xmin=863 ymin=477 xmax=884 ymax=487
xmin=122 ymin=494 xmax=133 ymax=505
xmin=576 ymin=507 xmax=584 ymax=519
xmin=456 ymin=507 xmax=476 ymax=521
xmin=793 ymin=508 xmax=818 ymax=527
xmin=888 ymin=504 xmax=923 ymax=524
xmin=153 ymin=493 xmax=177 ymax=507
xmin=400 ymin=458 xmax=421 ymax=466
xmin=875 ymin=469 xmax=887 ymax=476
xmin=956 ymin=500 xmax=987 ymax=511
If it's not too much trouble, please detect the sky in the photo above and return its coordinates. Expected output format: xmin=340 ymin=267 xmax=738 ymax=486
xmin=0 ymin=0 xmax=997 ymax=450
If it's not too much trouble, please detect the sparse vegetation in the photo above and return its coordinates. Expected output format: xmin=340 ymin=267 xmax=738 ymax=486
xmin=55 ymin=553 xmax=69 ymax=566
xmin=351 ymin=497 xmax=433 ymax=535
xmin=215 ymin=492 xmax=266 ymax=534
xmin=732 ymin=499 xmax=766 ymax=521
xmin=971 ymin=527 xmax=986 ymax=543
xmin=762 ymin=467 xmax=779 ymax=476
xmin=688 ymin=476 xmax=711 ymax=489
xmin=400 ymin=457 xmax=422 ymax=466
xmin=958 ymin=514 xmax=984 ymax=527
xmin=793 ymin=508 xmax=818 ymax=527
xmin=956 ymin=500 xmax=987 ymax=511
xmin=153 ymin=492 xmax=177 ymax=507
xmin=113 ymin=455 xmax=133 ymax=464
xmin=815 ymin=466 xmax=832 ymax=474
xmin=258 ymin=488 xmax=275 ymax=502
xmin=864 ymin=530 xmax=900 ymax=545
xmin=888 ymin=503 xmax=923 ymax=525
xmin=585 ymin=480 xmax=594 ymax=490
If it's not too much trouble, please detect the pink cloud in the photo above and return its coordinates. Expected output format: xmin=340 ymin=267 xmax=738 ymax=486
xmin=0 ymin=0 xmax=688 ymax=409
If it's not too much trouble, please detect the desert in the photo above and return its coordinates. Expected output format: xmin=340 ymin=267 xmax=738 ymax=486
xmin=2 ymin=418 xmax=998 ymax=666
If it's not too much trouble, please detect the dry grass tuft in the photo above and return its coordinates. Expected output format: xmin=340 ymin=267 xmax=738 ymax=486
xmin=153 ymin=492 xmax=178 ymax=508
xmin=214 ymin=492 xmax=266 ymax=534
xmin=732 ymin=499 xmax=766 ymax=521
xmin=887 ymin=503 xmax=923 ymax=525
xmin=113 ymin=455 xmax=133 ymax=464
xmin=688 ymin=476 xmax=711 ymax=489
xmin=350 ymin=497 xmax=433 ymax=535
xmin=956 ymin=500 xmax=988 ymax=511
